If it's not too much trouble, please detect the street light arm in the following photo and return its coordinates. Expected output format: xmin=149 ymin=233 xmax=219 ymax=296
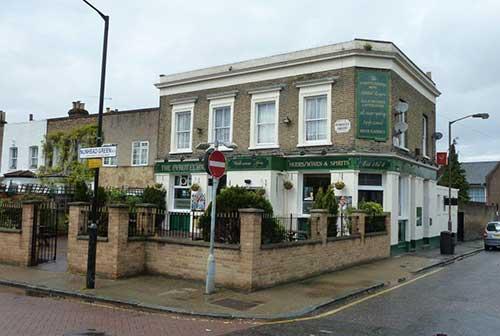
xmin=82 ymin=0 xmax=108 ymax=19
xmin=449 ymin=114 xmax=474 ymax=125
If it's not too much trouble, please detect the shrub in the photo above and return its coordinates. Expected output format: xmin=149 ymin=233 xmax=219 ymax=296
xmin=74 ymin=181 xmax=90 ymax=202
xmin=359 ymin=201 xmax=384 ymax=217
xmin=142 ymin=184 xmax=166 ymax=209
xmin=312 ymin=187 xmax=325 ymax=209
xmin=199 ymin=186 xmax=283 ymax=243
xmin=106 ymin=188 xmax=127 ymax=204
xmin=322 ymin=185 xmax=338 ymax=216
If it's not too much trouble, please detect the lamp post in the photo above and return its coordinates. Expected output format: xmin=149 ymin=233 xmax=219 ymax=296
xmin=82 ymin=0 xmax=109 ymax=289
xmin=444 ymin=113 xmax=489 ymax=253
xmin=196 ymin=140 xmax=237 ymax=294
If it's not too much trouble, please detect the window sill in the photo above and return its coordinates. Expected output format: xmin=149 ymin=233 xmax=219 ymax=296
xmin=169 ymin=150 xmax=193 ymax=155
xmin=248 ymin=145 xmax=280 ymax=150
xmin=423 ymin=155 xmax=431 ymax=160
xmin=395 ymin=146 xmax=410 ymax=152
xmin=102 ymin=165 xmax=117 ymax=168
xmin=131 ymin=164 xmax=149 ymax=167
xmin=297 ymin=142 xmax=332 ymax=148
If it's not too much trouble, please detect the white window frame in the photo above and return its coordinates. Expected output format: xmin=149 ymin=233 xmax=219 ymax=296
xmin=9 ymin=147 xmax=18 ymax=170
xmin=208 ymin=96 xmax=234 ymax=151
xmin=170 ymin=102 xmax=194 ymax=154
xmin=422 ymin=115 xmax=428 ymax=158
xmin=131 ymin=141 xmax=149 ymax=166
xmin=395 ymin=110 xmax=408 ymax=151
xmin=103 ymin=143 xmax=118 ymax=167
xmin=171 ymin=174 xmax=192 ymax=211
xmin=249 ymin=90 xmax=280 ymax=149
xmin=29 ymin=146 xmax=38 ymax=169
xmin=297 ymin=83 xmax=332 ymax=147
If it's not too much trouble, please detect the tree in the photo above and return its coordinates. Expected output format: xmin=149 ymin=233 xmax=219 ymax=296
xmin=438 ymin=144 xmax=470 ymax=203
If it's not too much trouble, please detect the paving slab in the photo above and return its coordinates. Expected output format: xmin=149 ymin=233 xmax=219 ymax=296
xmin=0 ymin=240 xmax=483 ymax=320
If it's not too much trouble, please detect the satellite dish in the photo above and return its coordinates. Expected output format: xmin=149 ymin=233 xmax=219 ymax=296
xmin=394 ymin=121 xmax=408 ymax=133
xmin=433 ymin=132 xmax=443 ymax=140
xmin=395 ymin=100 xmax=409 ymax=113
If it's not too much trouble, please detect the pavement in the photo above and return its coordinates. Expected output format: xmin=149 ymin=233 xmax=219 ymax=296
xmin=0 ymin=239 xmax=483 ymax=320
xmin=229 ymin=246 xmax=497 ymax=336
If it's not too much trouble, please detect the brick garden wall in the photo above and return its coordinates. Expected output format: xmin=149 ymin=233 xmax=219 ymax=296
xmin=67 ymin=205 xmax=391 ymax=290
xmin=460 ymin=202 xmax=497 ymax=241
xmin=0 ymin=202 xmax=36 ymax=266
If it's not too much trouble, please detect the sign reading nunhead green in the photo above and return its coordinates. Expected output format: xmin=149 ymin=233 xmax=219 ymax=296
xmin=356 ymin=69 xmax=390 ymax=141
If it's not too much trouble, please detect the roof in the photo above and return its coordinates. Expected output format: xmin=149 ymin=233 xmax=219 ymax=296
xmin=461 ymin=161 xmax=500 ymax=185
xmin=155 ymin=38 xmax=440 ymax=98
xmin=3 ymin=170 xmax=36 ymax=178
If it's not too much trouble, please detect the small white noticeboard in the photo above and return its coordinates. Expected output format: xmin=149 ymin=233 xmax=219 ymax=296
xmin=79 ymin=146 xmax=117 ymax=159
xmin=334 ymin=119 xmax=351 ymax=133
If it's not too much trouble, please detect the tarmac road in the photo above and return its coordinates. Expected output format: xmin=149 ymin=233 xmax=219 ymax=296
xmin=227 ymin=250 xmax=499 ymax=336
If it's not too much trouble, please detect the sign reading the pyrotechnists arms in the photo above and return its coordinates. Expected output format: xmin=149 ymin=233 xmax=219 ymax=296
xmin=356 ymin=69 xmax=390 ymax=141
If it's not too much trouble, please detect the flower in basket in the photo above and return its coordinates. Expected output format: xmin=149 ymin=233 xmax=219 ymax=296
xmin=190 ymin=183 xmax=200 ymax=192
xmin=283 ymin=180 xmax=294 ymax=190
xmin=334 ymin=181 xmax=345 ymax=190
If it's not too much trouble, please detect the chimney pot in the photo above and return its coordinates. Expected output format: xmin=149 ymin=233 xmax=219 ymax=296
xmin=426 ymin=71 xmax=432 ymax=79
xmin=29 ymin=114 xmax=33 ymax=121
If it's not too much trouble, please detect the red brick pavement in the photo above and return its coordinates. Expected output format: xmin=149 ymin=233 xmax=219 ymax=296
xmin=0 ymin=286 xmax=255 ymax=336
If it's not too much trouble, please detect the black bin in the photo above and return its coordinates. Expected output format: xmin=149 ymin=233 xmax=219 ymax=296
xmin=440 ymin=231 xmax=456 ymax=255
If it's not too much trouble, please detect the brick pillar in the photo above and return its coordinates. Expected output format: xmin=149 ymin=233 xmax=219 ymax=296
xmin=310 ymin=209 xmax=328 ymax=244
xmin=136 ymin=203 xmax=157 ymax=236
xmin=239 ymin=208 xmax=264 ymax=291
xmin=67 ymin=202 xmax=90 ymax=274
xmin=351 ymin=210 xmax=366 ymax=240
xmin=21 ymin=200 xmax=40 ymax=266
xmin=107 ymin=204 xmax=130 ymax=278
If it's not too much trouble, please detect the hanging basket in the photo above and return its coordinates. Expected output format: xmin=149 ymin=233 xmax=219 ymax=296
xmin=283 ymin=180 xmax=294 ymax=190
xmin=190 ymin=183 xmax=200 ymax=192
xmin=334 ymin=181 xmax=345 ymax=190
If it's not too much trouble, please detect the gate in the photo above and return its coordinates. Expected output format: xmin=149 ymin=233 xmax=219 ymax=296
xmin=30 ymin=202 xmax=61 ymax=266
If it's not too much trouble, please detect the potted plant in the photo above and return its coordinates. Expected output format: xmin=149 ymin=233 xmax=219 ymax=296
xmin=190 ymin=183 xmax=200 ymax=192
xmin=283 ymin=180 xmax=294 ymax=190
xmin=334 ymin=181 xmax=345 ymax=190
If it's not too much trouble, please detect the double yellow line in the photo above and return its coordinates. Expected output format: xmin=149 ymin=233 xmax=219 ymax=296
xmin=264 ymin=268 xmax=443 ymax=325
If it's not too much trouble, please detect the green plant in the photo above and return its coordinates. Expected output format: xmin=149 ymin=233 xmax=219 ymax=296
xmin=323 ymin=185 xmax=338 ymax=216
xmin=438 ymin=143 xmax=470 ymax=203
xmin=142 ymin=184 xmax=166 ymax=209
xmin=363 ymin=43 xmax=373 ymax=51
xmin=312 ymin=187 xmax=325 ymax=209
xmin=190 ymin=183 xmax=200 ymax=192
xmin=107 ymin=188 xmax=127 ymax=204
xmin=255 ymin=187 xmax=266 ymax=196
xmin=74 ymin=181 xmax=90 ymax=202
xmin=359 ymin=201 xmax=384 ymax=217
xmin=334 ymin=181 xmax=345 ymax=190
xmin=283 ymin=180 xmax=293 ymax=190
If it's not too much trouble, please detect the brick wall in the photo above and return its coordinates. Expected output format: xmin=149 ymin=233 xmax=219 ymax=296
xmin=461 ymin=202 xmax=497 ymax=241
xmin=67 ymin=203 xmax=145 ymax=278
xmin=100 ymin=166 xmax=155 ymax=188
xmin=391 ymin=72 xmax=436 ymax=162
xmin=486 ymin=164 xmax=500 ymax=206
xmin=158 ymin=67 xmax=436 ymax=163
xmin=0 ymin=202 xmax=36 ymax=266
xmin=47 ymin=115 xmax=97 ymax=135
xmin=67 ymin=205 xmax=390 ymax=291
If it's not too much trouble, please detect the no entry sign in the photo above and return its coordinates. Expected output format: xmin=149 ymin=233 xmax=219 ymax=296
xmin=208 ymin=150 xmax=226 ymax=178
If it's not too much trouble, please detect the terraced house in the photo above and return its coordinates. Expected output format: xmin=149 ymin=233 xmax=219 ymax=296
xmin=154 ymin=39 xmax=458 ymax=254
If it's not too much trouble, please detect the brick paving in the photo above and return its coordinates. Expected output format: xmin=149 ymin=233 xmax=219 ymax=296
xmin=0 ymin=286 xmax=254 ymax=336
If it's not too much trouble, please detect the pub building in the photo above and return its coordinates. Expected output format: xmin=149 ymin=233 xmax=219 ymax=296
xmin=153 ymin=39 xmax=458 ymax=255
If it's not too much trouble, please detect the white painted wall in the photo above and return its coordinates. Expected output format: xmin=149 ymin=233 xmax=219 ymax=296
xmin=1 ymin=120 xmax=47 ymax=176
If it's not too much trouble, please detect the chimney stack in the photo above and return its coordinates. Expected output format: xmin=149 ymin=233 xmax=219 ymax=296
xmin=426 ymin=71 xmax=432 ymax=79
xmin=68 ymin=100 xmax=89 ymax=118
xmin=29 ymin=114 xmax=33 ymax=121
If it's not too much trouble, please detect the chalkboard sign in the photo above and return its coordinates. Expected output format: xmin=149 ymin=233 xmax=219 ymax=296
xmin=356 ymin=70 xmax=390 ymax=141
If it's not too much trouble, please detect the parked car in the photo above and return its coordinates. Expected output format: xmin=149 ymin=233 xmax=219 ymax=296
xmin=483 ymin=222 xmax=500 ymax=250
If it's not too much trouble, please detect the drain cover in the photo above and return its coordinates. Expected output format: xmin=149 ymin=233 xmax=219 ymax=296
xmin=211 ymin=298 xmax=261 ymax=311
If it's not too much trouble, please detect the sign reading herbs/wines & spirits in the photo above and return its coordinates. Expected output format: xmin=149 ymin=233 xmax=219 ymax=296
xmin=356 ymin=69 xmax=390 ymax=141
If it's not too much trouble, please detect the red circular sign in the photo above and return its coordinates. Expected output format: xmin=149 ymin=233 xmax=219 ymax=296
xmin=208 ymin=150 xmax=226 ymax=178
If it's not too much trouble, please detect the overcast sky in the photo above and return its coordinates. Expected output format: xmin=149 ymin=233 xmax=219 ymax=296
xmin=1 ymin=0 xmax=499 ymax=162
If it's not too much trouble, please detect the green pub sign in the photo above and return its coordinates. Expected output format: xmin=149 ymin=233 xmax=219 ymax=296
xmin=356 ymin=69 xmax=390 ymax=141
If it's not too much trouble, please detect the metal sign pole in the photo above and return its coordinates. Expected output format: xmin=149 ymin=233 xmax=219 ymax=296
xmin=205 ymin=177 xmax=219 ymax=294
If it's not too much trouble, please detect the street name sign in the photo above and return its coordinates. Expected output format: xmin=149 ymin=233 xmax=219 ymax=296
xmin=207 ymin=150 xmax=226 ymax=178
xmin=79 ymin=146 xmax=117 ymax=159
